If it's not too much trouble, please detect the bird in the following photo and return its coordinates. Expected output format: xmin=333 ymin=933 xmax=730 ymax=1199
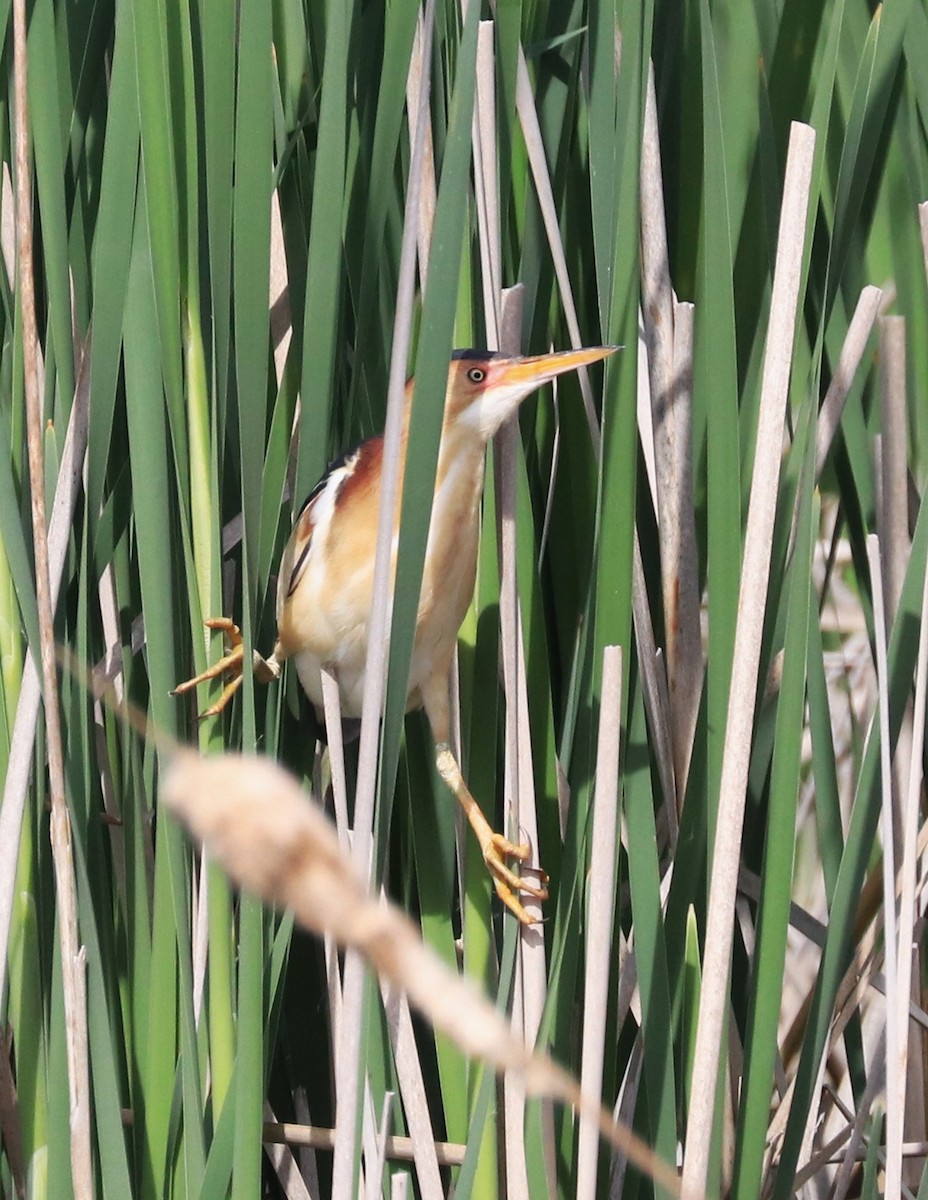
xmin=173 ymin=344 xmax=617 ymax=923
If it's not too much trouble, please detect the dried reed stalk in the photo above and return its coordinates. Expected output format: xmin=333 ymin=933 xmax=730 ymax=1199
xmin=680 ymin=121 xmax=816 ymax=1200
xmin=813 ymin=285 xmax=881 ymax=478
xmin=0 ymin=337 xmax=90 ymax=1006
xmin=330 ymin=5 xmax=437 ymax=1192
xmin=514 ymin=45 xmax=600 ymax=447
xmin=12 ymin=0 xmax=91 ymax=1194
xmin=263 ymin=1115 xmax=465 ymax=1166
xmin=640 ymin=61 xmax=702 ymax=809
xmin=379 ymin=981 xmax=445 ymax=1198
xmin=576 ymin=646 xmax=623 ymax=1200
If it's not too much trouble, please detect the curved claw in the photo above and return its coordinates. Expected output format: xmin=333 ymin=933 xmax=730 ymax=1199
xmin=171 ymin=618 xmax=248 ymax=717
xmin=434 ymin=743 xmax=548 ymax=925
xmin=483 ymin=833 xmax=549 ymax=925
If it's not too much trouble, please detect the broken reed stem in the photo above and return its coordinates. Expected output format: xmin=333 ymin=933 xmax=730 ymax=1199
xmin=680 ymin=121 xmax=815 ymax=1200
xmin=814 ymin=285 xmax=882 ymax=479
xmin=879 ymin=316 xmax=909 ymax=622
xmin=640 ymin=60 xmax=702 ymax=811
xmin=12 ymin=0 xmax=92 ymax=1194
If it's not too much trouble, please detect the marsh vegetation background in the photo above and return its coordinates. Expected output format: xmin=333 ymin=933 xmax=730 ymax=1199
xmin=2 ymin=0 xmax=928 ymax=1197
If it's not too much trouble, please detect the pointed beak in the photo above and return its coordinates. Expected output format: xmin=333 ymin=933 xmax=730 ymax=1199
xmin=495 ymin=344 xmax=618 ymax=389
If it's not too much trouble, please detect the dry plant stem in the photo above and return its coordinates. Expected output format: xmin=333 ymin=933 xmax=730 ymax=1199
xmin=877 ymin=322 xmax=917 ymax=917
xmin=630 ymin=150 xmax=680 ymax=835
xmin=380 ymin=982 xmax=445 ymax=1199
xmin=609 ymin=1034 xmax=644 ymax=1197
xmin=511 ymin=614 xmax=550 ymax=1045
xmin=94 ymin=557 xmax=130 ymax=906
xmin=500 ymin=305 xmax=555 ymax=1188
xmin=793 ymin=889 xmax=888 ymax=1174
xmin=473 ymin=21 xmax=501 ymax=335
xmin=405 ymin=9 xmax=436 ymax=287
xmin=494 ymin=274 xmax=532 ymax=1199
xmin=362 ymin=1086 xmax=391 ymax=1200
xmin=160 ymin=751 xmax=681 ymax=1198
xmin=895 ymin=539 xmax=928 ymax=1185
xmin=513 ymin=45 xmax=600 ymax=448
xmin=877 ymin=313 xmax=926 ymax=1182
xmin=631 ymin=534 xmax=676 ymax=842
xmin=813 ymin=285 xmax=882 ymax=478
xmin=320 ymin=666 xmax=347 ymax=1069
xmin=352 ymin=0 xmax=434 ymax=877
xmin=830 ymin=1025 xmax=888 ymax=1200
xmin=12 ymin=1 xmax=92 ymax=1195
xmin=577 ymin=647 xmax=623 ymax=1200
xmin=269 ymin=190 xmax=292 ymax=386
xmin=263 ymin=1116 xmax=466 ymax=1168
xmin=868 ymin=535 xmax=900 ymax=1198
xmin=804 ymin=1134 xmax=928 ymax=1191
xmin=752 ymin=791 xmax=928 ymax=1171
xmin=321 ymin=665 xmax=351 ymax=855
xmin=0 ymin=337 xmax=89 ymax=1005
xmin=493 ymin=285 xmax=538 ymax=872
xmin=670 ymin=299 xmax=700 ymax=799
xmin=791 ymin=1124 xmax=854 ymax=1191
xmin=879 ymin=317 xmax=910 ymax=622
xmin=921 ymin=202 xmax=928 ymax=307
xmin=640 ymin=61 xmax=702 ymax=809
xmin=263 ymin=1105 xmax=314 ymax=1200
xmin=781 ymin=659 xmax=928 ymax=1079
xmin=679 ymin=121 xmax=815 ymax=1200
xmin=907 ymin=198 xmax=928 ymax=1168
xmin=878 ymin=324 xmax=917 ymax=1194
xmin=330 ymin=7 xmax=436 ymax=1194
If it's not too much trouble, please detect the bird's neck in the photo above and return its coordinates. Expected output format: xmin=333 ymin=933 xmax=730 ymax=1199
xmin=435 ymin=418 xmax=489 ymax=507
xmin=397 ymin=397 xmax=490 ymax=505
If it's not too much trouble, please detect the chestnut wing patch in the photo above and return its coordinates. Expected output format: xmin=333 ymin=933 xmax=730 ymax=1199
xmin=286 ymin=448 xmax=355 ymax=598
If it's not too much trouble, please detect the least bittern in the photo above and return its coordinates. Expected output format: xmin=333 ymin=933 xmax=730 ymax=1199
xmin=173 ymin=345 xmax=616 ymax=922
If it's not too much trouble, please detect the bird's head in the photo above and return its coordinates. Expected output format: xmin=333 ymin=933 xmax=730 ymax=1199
xmin=443 ymin=345 xmax=618 ymax=442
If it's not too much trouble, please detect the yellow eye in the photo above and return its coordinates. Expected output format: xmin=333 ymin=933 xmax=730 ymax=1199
xmin=467 ymin=367 xmax=485 ymax=383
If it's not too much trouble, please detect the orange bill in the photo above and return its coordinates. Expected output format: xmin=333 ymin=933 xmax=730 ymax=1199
xmin=495 ymin=344 xmax=619 ymax=388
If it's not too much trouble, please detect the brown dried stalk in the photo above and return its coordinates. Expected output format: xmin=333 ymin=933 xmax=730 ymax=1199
xmin=12 ymin=0 xmax=91 ymax=1194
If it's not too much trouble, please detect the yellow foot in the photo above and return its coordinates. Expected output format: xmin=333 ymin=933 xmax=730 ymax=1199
xmin=482 ymin=832 xmax=549 ymax=926
xmin=434 ymin=743 xmax=549 ymax=925
xmin=171 ymin=618 xmax=246 ymax=718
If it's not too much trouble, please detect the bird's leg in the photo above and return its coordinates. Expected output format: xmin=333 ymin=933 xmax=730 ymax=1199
xmin=422 ymin=673 xmax=547 ymax=923
xmin=433 ymin=742 xmax=548 ymax=925
xmin=171 ymin=618 xmax=279 ymax=718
